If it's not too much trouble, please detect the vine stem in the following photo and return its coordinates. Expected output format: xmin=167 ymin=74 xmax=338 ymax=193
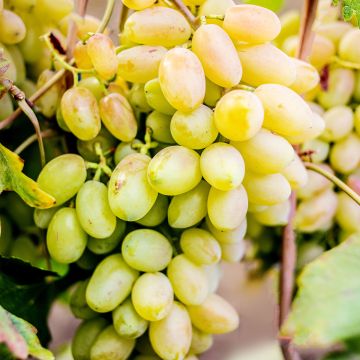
xmin=96 ymin=0 xmax=116 ymax=33
xmin=14 ymin=129 xmax=57 ymax=155
xmin=171 ymin=0 xmax=197 ymax=28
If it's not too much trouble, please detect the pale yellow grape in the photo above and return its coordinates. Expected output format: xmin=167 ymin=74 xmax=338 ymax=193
xmin=205 ymin=216 xmax=247 ymax=245
xmin=247 ymin=203 xmax=268 ymax=213
xmin=183 ymin=0 xmax=205 ymax=4
xmin=86 ymin=254 xmax=139 ymax=313
xmin=207 ymin=185 xmax=248 ymax=231
xmin=112 ymin=299 xmax=148 ymax=339
xmin=317 ymin=68 xmax=355 ymax=109
xmin=198 ymin=0 xmax=235 ymax=26
xmin=354 ymin=72 xmax=360 ymax=103
xmin=90 ymin=325 xmax=135 ymax=360
xmin=254 ymin=201 xmax=291 ymax=226
xmin=330 ymin=134 xmax=360 ymax=174
xmin=170 ymin=105 xmax=218 ymax=150
xmin=0 ymin=10 xmax=25 ymax=44
xmin=204 ymin=78 xmax=222 ymax=107
xmin=117 ymin=46 xmax=166 ymax=83
xmin=0 ymin=93 xmax=13 ymax=121
xmin=242 ymin=172 xmax=291 ymax=206
xmin=34 ymin=207 xmax=61 ymax=230
xmin=123 ymin=0 xmax=156 ymax=10
xmin=124 ymin=7 xmax=191 ymax=47
xmin=339 ymin=28 xmax=360 ymax=63
xmin=192 ymin=24 xmax=242 ymax=88
xmin=168 ymin=180 xmax=210 ymax=229
xmin=100 ymin=93 xmax=137 ymax=142
xmin=274 ymin=10 xmax=300 ymax=47
xmin=58 ymin=14 xmax=102 ymax=41
xmin=7 ymin=45 xmax=25 ymax=83
xmin=17 ymin=16 xmax=42 ymax=63
xmin=190 ymin=327 xmax=213 ymax=355
xmin=149 ymin=302 xmax=192 ymax=360
xmin=254 ymin=84 xmax=313 ymax=137
xmin=159 ymin=48 xmax=205 ymax=112
xmin=128 ymin=83 xmax=152 ymax=113
xmin=316 ymin=21 xmax=352 ymax=48
xmin=167 ymin=254 xmax=208 ymax=305
xmin=232 ymin=129 xmax=294 ymax=175
xmin=108 ymin=153 xmax=158 ymax=221
xmin=308 ymin=101 xmax=325 ymax=115
xmin=317 ymin=0 xmax=340 ymax=24
xmin=290 ymin=59 xmax=320 ymax=94
xmin=237 ymin=43 xmax=296 ymax=87
xmin=336 ymin=192 xmax=360 ymax=233
xmin=5 ymin=0 xmax=36 ymax=11
xmin=295 ymin=189 xmax=338 ymax=233
xmin=122 ymin=229 xmax=172 ymax=272
xmin=204 ymin=263 xmax=222 ymax=294
xmin=34 ymin=0 xmax=73 ymax=22
xmin=136 ymin=194 xmax=168 ymax=227
xmin=355 ymin=105 xmax=360 ymax=135
xmin=282 ymin=154 xmax=308 ymax=190
xmin=146 ymin=111 xmax=174 ymax=144
xmin=224 ymin=5 xmax=280 ymax=44
xmin=214 ymin=90 xmax=263 ymax=141
xmin=301 ymin=139 xmax=330 ymax=163
xmin=132 ymin=272 xmax=173 ymax=321
xmin=144 ymin=78 xmax=176 ymax=115
xmin=220 ymin=241 xmax=246 ymax=263
xmin=309 ymin=34 xmax=336 ymax=70
xmin=78 ymin=77 xmax=105 ymax=101
xmin=200 ymin=143 xmax=245 ymax=190
xmin=114 ymin=140 xmax=141 ymax=164
xmin=180 ymin=228 xmax=221 ymax=266
xmin=147 ymin=146 xmax=202 ymax=196
xmin=73 ymin=41 xmax=92 ymax=70
xmin=187 ymin=293 xmax=239 ymax=334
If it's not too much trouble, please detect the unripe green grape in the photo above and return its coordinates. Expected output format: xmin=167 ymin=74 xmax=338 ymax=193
xmin=147 ymin=146 xmax=202 ymax=196
xmin=61 ymin=87 xmax=101 ymax=141
xmin=112 ymin=298 xmax=148 ymax=339
xmin=87 ymin=219 xmax=126 ymax=255
xmin=220 ymin=240 xmax=246 ymax=263
xmin=297 ymin=241 xmax=324 ymax=269
xmin=136 ymin=194 xmax=168 ymax=227
xmin=37 ymin=154 xmax=87 ymax=206
xmin=281 ymin=154 xmax=308 ymax=190
xmin=114 ymin=140 xmax=142 ymax=164
xmin=7 ymin=45 xmax=25 ymax=84
xmin=159 ymin=48 xmax=205 ymax=112
xmin=339 ymin=28 xmax=360 ymax=63
xmin=122 ymin=229 xmax=172 ymax=272
xmin=124 ymin=7 xmax=191 ymax=47
xmin=144 ymin=78 xmax=176 ymax=115
xmin=301 ymin=139 xmax=330 ymax=163
xmin=47 ymin=208 xmax=87 ymax=264
xmin=128 ymin=83 xmax=152 ymax=113
xmin=99 ymin=93 xmax=138 ymax=142
xmin=76 ymin=249 xmax=100 ymax=271
xmin=204 ymin=78 xmax=222 ymax=108
xmin=90 ymin=325 xmax=135 ymax=360
xmin=187 ymin=293 xmax=239 ymax=334
xmin=207 ymin=185 xmax=248 ymax=231
xmin=170 ymin=105 xmax=218 ymax=150
xmin=290 ymin=58 xmax=320 ymax=94
xmin=0 ymin=93 xmax=14 ymax=121
xmin=10 ymin=235 xmax=38 ymax=265
xmin=253 ymin=200 xmax=291 ymax=226
xmin=190 ymin=327 xmax=213 ymax=355
xmin=78 ymin=77 xmax=105 ymax=101
xmin=167 ymin=254 xmax=208 ymax=306
xmin=180 ymin=228 xmax=221 ymax=266
xmin=214 ymin=90 xmax=263 ymax=142
xmin=34 ymin=206 xmax=61 ymax=229
xmin=168 ymin=180 xmax=210 ymax=229
xmin=86 ymin=254 xmax=139 ymax=313
xmin=132 ymin=272 xmax=174 ymax=321
xmin=34 ymin=0 xmax=73 ymax=21
xmin=336 ymin=192 xmax=360 ymax=233
xmin=0 ymin=215 xmax=12 ymax=256
xmin=149 ymin=302 xmax=192 ymax=360
xmin=108 ymin=153 xmax=158 ymax=221
xmin=0 ymin=10 xmax=26 ymax=44
xmin=146 ymin=111 xmax=175 ymax=144
xmin=117 ymin=45 xmax=167 ymax=83
xmin=1 ymin=43 xmax=17 ymax=82
xmin=70 ymin=279 xmax=97 ymax=320
xmin=56 ymin=107 xmax=70 ymax=132
xmin=76 ymin=181 xmax=116 ymax=239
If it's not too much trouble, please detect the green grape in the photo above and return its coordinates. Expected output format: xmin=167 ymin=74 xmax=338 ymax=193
xmin=220 ymin=240 xmax=246 ymax=263
xmin=70 ymin=279 xmax=97 ymax=320
xmin=7 ymin=45 xmax=25 ymax=84
xmin=232 ymin=129 xmax=294 ymax=175
xmin=86 ymin=33 xmax=118 ymax=80
xmin=167 ymin=254 xmax=208 ymax=306
xmin=301 ymin=139 xmax=330 ymax=163
xmin=86 ymin=254 xmax=139 ymax=313
xmin=242 ymin=172 xmax=291 ymax=206
xmin=56 ymin=107 xmax=70 ymax=132
xmin=73 ymin=41 xmax=93 ymax=70
xmin=10 ymin=235 xmax=38 ymax=265
xmin=76 ymin=249 xmax=100 ymax=270
xmin=90 ymin=325 xmax=135 ymax=360
xmin=136 ymin=194 xmax=168 ymax=227
xmin=244 ymin=0 xmax=284 ymax=12
xmin=282 ymin=154 xmax=308 ymax=190
xmin=0 ymin=215 xmax=12 ymax=256
xmin=108 ymin=153 xmax=158 ymax=221
xmin=0 ymin=10 xmax=26 ymax=44
xmin=114 ymin=140 xmax=142 ymax=164
xmin=207 ymin=185 xmax=248 ymax=231
xmin=122 ymin=0 xmax=156 ymax=10
xmin=87 ymin=219 xmax=126 ymax=255
xmin=47 ymin=208 xmax=87 ymax=264
xmin=204 ymin=78 xmax=222 ymax=107
xmin=147 ymin=146 xmax=202 ymax=196
xmin=190 ymin=326 xmax=213 ymax=355
xmin=290 ymin=59 xmax=320 ymax=95
xmin=124 ymin=7 xmax=191 ymax=47
xmin=34 ymin=0 xmax=74 ymax=21
xmin=339 ymin=28 xmax=360 ymax=63
xmin=149 ymin=302 xmax=192 ymax=360
xmin=205 ymin=216 xmax=247 ymax=245
xmin=253 ymin=200 xmax=290 ymax=226
xmin=187 ymin=293 xmax=239 ymax=334
xmin=274 ymin=10 xmax=300 ymax=47
xmin=78 ymin=77 xmax=105 ymax=101
xmin=34 ymin=206 xmax=60 ymax=229
xmin=170 ymin=105 xmax=218 ymax=150
xmin=99 ymin=93 xmax=138 ymax=142
xmin=254 ymin=84 xmax=313 ymax=137
xmin=61 ymin=87 xmax=101 ymax=141
xmin=336 ymin=192 xmax=360 ymax=233
xmin=6 ymin=0 xmax=37 ymax=11
xmin=144 ymin=78 xmax=176 ymax=115
xmin=17 ymin=16 xmax=42 ymax=63
xmin=37 ymin=154 xmax=87 ymax=206
xmin=72 ymin=317 xmax=108 ymax=360
xmin=198 ymin=0 xmax=235 ymax=26
xmin=112 ymin=298 xmax=148 ymax=339
xmin=146 ymin=111 xmax=175 ymax=144
xmin=117 ymin=45 xmax=167 ymax=83
xmin=159 ymin=48 xmax=205 ymax=112
xmin=183 ymin=0 xmax=205 ymax=4
xmin=122 ymin=229 xmax=172 ymax=272
xmin=128 ymin=83 xmax=152 ymax=113
xmin=76 ymin=181 xmax=116 ymax=239
xmin=132 ymin=272 xmax=174 ymax=321
xmin=214 ymin=90 xmax=263 ymax=142
xmin=1 ymin=43 xmax=17 ymax=82
xmin=5 ymin=192 xmax=34 ymax=228
xmin=0 ymin=93 xmax=14 ymax=121
xmin=168 ymin=180 xmax=210 ymax=229
xmin=297 ymin=241 xmax=324 ymax=269
xmin=192 ymin=24 xmax=242 ymax=88
xmin=180 ymin=228 xmax=221 ymax=266
xmin=200 ymin=143 xmax=245 ymax=190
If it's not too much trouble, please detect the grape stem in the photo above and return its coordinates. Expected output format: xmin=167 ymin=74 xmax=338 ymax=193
xmin=132 ymin=127 xmax=158 ymax=155
xmin=96 ymin=0 xmax=116 ymax=33
xmin=331 ymin=55 xmax=360 ymax=70
xmin=86 ymin=142 xmax=113 ymax=181
xmin=171 ymin=0 xmax=197 ymax=28
xmin=14 ymin=129 xmax=57 ymax=155
xmin=304 ymin=162 xmax=360 ymax=205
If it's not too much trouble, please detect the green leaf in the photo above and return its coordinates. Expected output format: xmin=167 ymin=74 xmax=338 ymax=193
xmin=333 ymin=0 xmax=360 ymax=26
xmin=282 ymin=233 xmax=360 ymax=347
xmin=0 ymin=143 xmax=56 ymax=209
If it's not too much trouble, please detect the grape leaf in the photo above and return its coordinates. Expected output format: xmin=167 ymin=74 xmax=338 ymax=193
xmin=282 ymin=233 xmax=360 ymax=347
xmin=333 ymin=0 xmax=360 ymax=26
xmin=0 ymin=143 xmax=56 ymax=209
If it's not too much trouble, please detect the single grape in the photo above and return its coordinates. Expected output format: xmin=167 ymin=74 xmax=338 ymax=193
xmin=204 ymin=78 xmax=222 ymax=107
xmin=254 ymin=201 xmax=291 ymax=226
xmin=339 ymin=28 xmax=360 ymax=63
xmin=73 ymin=41 xmax=93 ymax=69
xmin=282 ymin=154 xmax=308 ymax=190
xmin=220 ymin=240 xmax=246 ymax=263
xmin=70 ymin=279 xmax=97 ymax=320
xmin=0 ymin=10 xmax=26 ymax=44
xmin=290 ymin=59 xmax=320 ymax=94
xmin=128 ymin=83 xmax=152 ymax=113
xmin=114 ymin=140 xmax=143 ymax=164
xmin=78 ymin=76 xmax=105 ymax=101
xmin=34 ymin=206 xmax=61 ymax=229
xmin=136 ymin=194 xmax=168 ymax=227
xmin=144 ymin=78 xmax=176 ymax=115
xmin=146 ymin=111 xmax=175 ymax=144
xmin=190 ymin=326 xmax=213 ymax=355
xmin=336 ymin=192 xmax=360 ymax=233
